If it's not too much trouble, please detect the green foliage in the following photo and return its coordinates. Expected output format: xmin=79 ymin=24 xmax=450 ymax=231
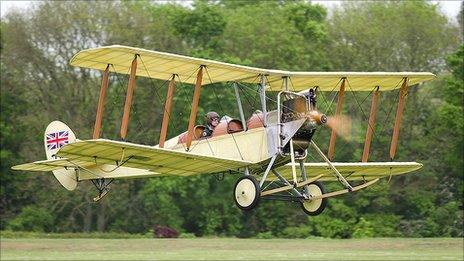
xmin=172 ymin=1 xmax=226 ymax=53
xmin=7 ymin=206 xmax=54 ymax=232
xmin=327 ymin=1 xmax=458 ymax=71
xmin=279 ymin=226 xmax=313 ymax=238
xmin=255 ymin=231 xmax=273 ymax=239
xmin=352 ymin=218 xmax=374 ymax=238
xmin=1 ymin=230 xmax=150 ymax=238
xmin=179 ymin=232 xmax=196 ymax=238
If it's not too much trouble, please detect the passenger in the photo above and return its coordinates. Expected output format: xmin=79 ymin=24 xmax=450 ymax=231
xmin=202 ymin=111 xmax=220 ymax=138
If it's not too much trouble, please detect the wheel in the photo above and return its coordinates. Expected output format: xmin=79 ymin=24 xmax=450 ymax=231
xmin=234 ymin=175 xmax=260 ymax=211
xmin=300 ymin=181 xmax=327 ymax=216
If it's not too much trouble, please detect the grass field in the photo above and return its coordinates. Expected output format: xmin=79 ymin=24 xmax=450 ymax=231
xmin=1 ymin=237 xmax=463 ymax=260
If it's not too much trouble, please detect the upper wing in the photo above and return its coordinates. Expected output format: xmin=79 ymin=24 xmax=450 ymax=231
xmin=70 ymin=45 xmax=435 ymax=91
xmin=56 ymin=139 xmax=252 ymax=176
xmin=275 ymin=162 xmax=423 ymax=182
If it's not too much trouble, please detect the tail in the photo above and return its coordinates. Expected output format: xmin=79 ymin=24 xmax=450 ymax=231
xmin=44 ymin=121 xmax=78 ymax=191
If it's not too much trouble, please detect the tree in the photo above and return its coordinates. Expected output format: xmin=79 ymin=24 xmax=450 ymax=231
xmin=327 ymin=1 xmax=458 ymax=72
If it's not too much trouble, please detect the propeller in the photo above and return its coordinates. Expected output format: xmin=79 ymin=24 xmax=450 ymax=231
xmin=326 ymin=114 xmax=352 ymax=141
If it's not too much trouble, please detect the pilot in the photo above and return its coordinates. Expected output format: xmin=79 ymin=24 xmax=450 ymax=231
xmin=202 ymin=111 xmax=220 ymax=138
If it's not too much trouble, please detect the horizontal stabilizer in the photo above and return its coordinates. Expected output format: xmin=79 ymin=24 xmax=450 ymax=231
xmin=11 ymin=158 xmax=93 ymax=172
xmin=276 ymin=162 xmax=423 ymax=182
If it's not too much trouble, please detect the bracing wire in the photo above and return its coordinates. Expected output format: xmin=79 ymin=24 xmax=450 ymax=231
xmin=194 ymin=67 xmax=244 ymax=160
xmin=166 ymin=69 xmax=202 ymax=151
xmin=321 ymin=78 xmax=344 ymax=115
xmin=138 ymin=56 xmax=174 ymax=139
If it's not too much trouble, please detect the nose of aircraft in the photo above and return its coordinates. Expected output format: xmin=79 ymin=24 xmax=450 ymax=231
xmin=308 ymin=110 xmax=328 ymax=125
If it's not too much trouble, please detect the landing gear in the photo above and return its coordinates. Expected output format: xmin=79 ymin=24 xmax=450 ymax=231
xmin=300 ymin=181 xmax=327 ymax=216
xmin=91 ymin=178 xmax=113 ymax=202
xmin=234 ymin=176 xmax=260 ymax=210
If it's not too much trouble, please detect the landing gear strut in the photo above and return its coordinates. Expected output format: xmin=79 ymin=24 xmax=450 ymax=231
xmin=91 ymin=178 xmax=113 ymax=202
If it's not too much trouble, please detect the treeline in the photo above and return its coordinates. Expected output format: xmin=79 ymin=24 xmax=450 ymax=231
xmin=1 ymin=1 xmax=462 ymax=238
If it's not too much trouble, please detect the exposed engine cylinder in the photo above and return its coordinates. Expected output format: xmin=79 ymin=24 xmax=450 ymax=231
xmin=280 ymin=89 xmax=327 ymax=153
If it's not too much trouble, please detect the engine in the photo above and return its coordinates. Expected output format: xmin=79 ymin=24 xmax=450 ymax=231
xmin=280 ymin=89 xmax=327 ymax=154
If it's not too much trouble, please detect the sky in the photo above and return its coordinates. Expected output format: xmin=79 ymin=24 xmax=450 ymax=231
xmin=0 ymin=0 xmax=462 ymax=21
xmin=312 ymin=0 xmax=462 ymax=22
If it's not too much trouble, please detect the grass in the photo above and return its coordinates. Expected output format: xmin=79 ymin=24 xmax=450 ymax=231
xmin=1 ymin=237 xmax=463 ymax=260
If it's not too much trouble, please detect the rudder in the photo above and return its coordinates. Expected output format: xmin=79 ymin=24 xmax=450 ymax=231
xmin=44 ymin=121 xmax=78 ymax=190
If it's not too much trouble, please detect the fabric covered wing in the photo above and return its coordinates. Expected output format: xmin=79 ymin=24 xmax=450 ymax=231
xmin=276 ymin=162 xmax=423 ymax=181
xmin=56 ymin=139 xmax=251 ymax=176
xmin=12 ymin=158 xmax=93 ymax=172
xmin=70 ymin=45 xmax=435 ymax=91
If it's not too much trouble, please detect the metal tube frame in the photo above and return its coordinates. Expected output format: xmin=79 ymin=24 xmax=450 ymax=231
xmin=259 ymin=75 xmax=268 ymax=127
xmin=259 ymin=154 xmax=277 ymax=187
xmin=299 ymin=160 xmax=309 ymax=196
xmin=276 ymin=90 xmax=307 ymax=152
xmin=233 ymin=82 xmax=247 ymax=131
xmin=310 ymin=140 xmax=352 ymax=190
xmin=271 ymin=169 xmax=303 ymax=197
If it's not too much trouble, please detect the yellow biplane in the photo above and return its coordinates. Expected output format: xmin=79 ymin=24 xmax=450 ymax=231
xmin=12 ymin=45 xmax=435 ymax=215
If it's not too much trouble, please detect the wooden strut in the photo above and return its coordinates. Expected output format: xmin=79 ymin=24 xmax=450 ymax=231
xmin=93 ymin=64 xmax=110 ymax=139
xmin=260 ymin=174 xmax=324 ymax=196
xmin=186 ymin=66 xmax=204 ymax=150
xmin=309 ymin=178 xmax=379 ymax=200
xmin=159 ymin=75 xmax=176 ymax=148
xmin=120 ymin=55 xmax=138 ymax=140
xmin=328 ymin=78 xmax=346 ymax=161
xmin=389 ymin=78 xmax=408 ymax=160
xmin=362 ymin=86 xmax=380 ymax=162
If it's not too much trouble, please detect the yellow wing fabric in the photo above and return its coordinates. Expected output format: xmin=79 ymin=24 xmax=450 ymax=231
xmin=276 ymin=162 xmax=423 ymax=182
xmin=56 ymin=139 xmax=252 ymax=176
xmin=12 ymin=158 xmax=93 ymax=172
xmin=70 ymin=45 xmax=435 ymax=91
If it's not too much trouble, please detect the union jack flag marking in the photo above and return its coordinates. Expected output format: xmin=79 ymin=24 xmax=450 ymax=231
xmin=46 ymin=131 xmax=69 ymax=150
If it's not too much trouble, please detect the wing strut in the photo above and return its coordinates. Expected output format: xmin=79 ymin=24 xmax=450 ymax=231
xmin=311 ymin=140 xmax=353 ymax=190
xmin=389 ymin=77 xmax=408 ymax=160
xmin=186 ymin=66 xmax=204 ymax=150
xmin=120 ymin=54 xmax=138 ymax=140
xmin=328 ymin=78 xmax=346 ymax=160
xmin=362 ymin=86 xmax=380 ymax=162
xmin=159 ymin=74 xmax=177 ymax=148
xmin=93 ymin=64 xmax=110 ymax=139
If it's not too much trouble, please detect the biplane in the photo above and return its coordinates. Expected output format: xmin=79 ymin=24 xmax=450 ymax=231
xmin=12 ymin=45 xmax=435 ymax=215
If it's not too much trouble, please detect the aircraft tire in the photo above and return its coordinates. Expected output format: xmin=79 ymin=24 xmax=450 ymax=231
xmin=234 ymin=175 xmax=260 ymax=211
xmin=300 ymin=181 xmax=327 ymax=216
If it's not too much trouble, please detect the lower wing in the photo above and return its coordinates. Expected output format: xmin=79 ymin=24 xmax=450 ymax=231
xmin=12 ymin=139 xmax=251 ymax=179
xmin=276 ymin=162 xmax=422 ymax=182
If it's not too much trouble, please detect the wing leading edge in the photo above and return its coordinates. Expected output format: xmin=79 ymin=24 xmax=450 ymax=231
xmin=56 ymin=139 xmax=252 ymax=176
xmin=12 ymin=158 xmax=93 ymax=172
xmin=70 ymin=45 xmax=435 ymax=91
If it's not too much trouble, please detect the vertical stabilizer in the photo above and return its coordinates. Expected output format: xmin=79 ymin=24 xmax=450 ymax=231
xmin=44 ymin=121 xmax=78 ymax=190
